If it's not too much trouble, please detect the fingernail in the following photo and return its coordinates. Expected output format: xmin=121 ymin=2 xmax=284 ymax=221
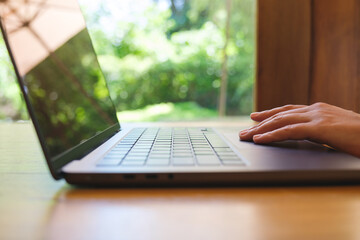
xmin=253 ymin=134 xmax=262 ymax=140
xmin=251 ymin=112 xmax=259 ymax=117
xmin=240 ymin=130 xmax=248 ymax=136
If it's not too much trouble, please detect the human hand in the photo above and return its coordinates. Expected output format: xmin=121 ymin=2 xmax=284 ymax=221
xmin=239 ymin=102 xmax=360 ymax=158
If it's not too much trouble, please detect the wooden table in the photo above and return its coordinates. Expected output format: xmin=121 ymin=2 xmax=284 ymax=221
xmin=1 ymin=121 xmax=360 ymax=240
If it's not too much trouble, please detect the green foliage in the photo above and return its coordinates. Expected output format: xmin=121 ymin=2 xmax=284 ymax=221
xmin=117 ymin=101 xmax=218 ymax=122
xmin=0 ymin=0 xmax=255 ymax=120
xmin=0 ymin=37 xmax=27 ymax=120
xmin=84 ymin=0 xmax=255 ymax=115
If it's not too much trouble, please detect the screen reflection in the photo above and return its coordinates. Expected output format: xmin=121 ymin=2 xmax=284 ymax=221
xmin=0 ymin=0 xmax=119 ymax=158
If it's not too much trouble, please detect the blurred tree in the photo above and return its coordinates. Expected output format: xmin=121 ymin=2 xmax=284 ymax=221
xmin=83 ymin=0 xmax=255 ymax=115
xmin=0 ymin=37 xmax=27 ymax=120
xmin=219 ymin=0 xmax=232 ymax=116
xmin=0 ymin=0 xmax=255 ymax=120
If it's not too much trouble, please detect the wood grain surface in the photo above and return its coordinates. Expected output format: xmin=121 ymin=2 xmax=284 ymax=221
xmin=310 ymin=0 xmax=360 ymax=111
xmin=1 ymin=122 xmax=360 ymax=240
xmin=256 ymin=0 xmax=312 ymax=111
xmin=256 ymin=0 xmax=360 ymax=112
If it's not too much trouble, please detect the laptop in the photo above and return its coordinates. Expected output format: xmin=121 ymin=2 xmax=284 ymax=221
xmin=1 ymin=0 xmax=360 ymax=186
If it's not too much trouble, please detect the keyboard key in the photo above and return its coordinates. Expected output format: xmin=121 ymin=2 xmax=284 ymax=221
xmin=152 ymin=150 xmax=171 ymax=153
xmin=133 ymin=145 xmax=152 ymax=148
xmin=153 ymin=145 xmax=171 ymax=148
xmin=154 ymin=143 xmax=171 ymax=146
xmin=127 ymin=152 xmax=148 ymax=157
xmin=124 ymin=156 xmax=147 ymax=161
xmin=104 ymin=154 xmax=126 ymax=159
xmin=192 ymin=144 xmax=210 ymax=148
xmin=214 ymin=147 xmax=233 ymax=152
xmin=173 ymin=157 xmax=195 ymax=166
xmin=173 ymin=152 xmax=192 ymax=156
xmin=131 ymin=148 xmax=151 ymax=152
xmin=98 ymin=127 xmax=247 ymax=168
xmin=173 ymin=150 xmax=192 ymax=155
xmin=222 ymin=160 xmax=245 ymax=166
xmin=196 ymin=155 xmax=220 ymax=166
xmin=121 ymin=161 xmax=145 ymax=166
xmin=148 ymin=154 xmax=171 ymax=159
xmin=173 ymin=154 xmax=193 ymax=158
xmin=194 ymin=149 xmax=212 ymax=152
xmin=150 ymin=154 xmax=171 ymax=158
xmin=174 ymin=143 xmax=190 ymax=146
xmin=205 ymin=135 xmax=229 ymax=147
xmin=193 ymin=145 xmax=212 ymax=151
xmin=217 ymin=151 xmax=237 ymax=155
xmin=150 ymin=150 xmax=171 ymax=155
xmin=220 ymin=156 xmax=241 ymax=161
xmin=147 ymin=159 xmax=170 ymax=166
xmin=148 ymin=153 xmax=171 ymax=158
xmin=173 ymin=148 xmax=191 ymax=151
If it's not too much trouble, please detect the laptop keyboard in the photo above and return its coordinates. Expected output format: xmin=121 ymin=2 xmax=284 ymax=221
xmin=97 ymin=128 xmax=245 ymax=167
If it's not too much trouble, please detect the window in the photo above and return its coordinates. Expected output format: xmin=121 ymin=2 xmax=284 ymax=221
xmin=0 ymin=0 xmax=255 ymax=121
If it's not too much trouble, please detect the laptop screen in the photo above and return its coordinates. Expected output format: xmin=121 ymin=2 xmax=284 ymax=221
xmin=0 ymin=0 xmax=119 ymax=162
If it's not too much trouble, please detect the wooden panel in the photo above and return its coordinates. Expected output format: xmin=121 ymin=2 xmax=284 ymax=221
xmin=256 ymin=0 xmax=312 ymax=111
xmin=310 ymin=0 xmax=360 ymax=112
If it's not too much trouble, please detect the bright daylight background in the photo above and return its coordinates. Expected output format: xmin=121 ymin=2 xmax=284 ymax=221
xmin=0 ymin=0 xmax=255 ymax=122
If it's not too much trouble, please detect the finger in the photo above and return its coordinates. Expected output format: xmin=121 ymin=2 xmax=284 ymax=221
xmin=241 ymin=107 xmax=309 ymax=136
xmin=251 ymin=104 xmax=307 ymax=122
xmin=240 ymin=113 xmax=310 ymax=141
xmin=252 ymin=123 xmax=311 ymax=143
